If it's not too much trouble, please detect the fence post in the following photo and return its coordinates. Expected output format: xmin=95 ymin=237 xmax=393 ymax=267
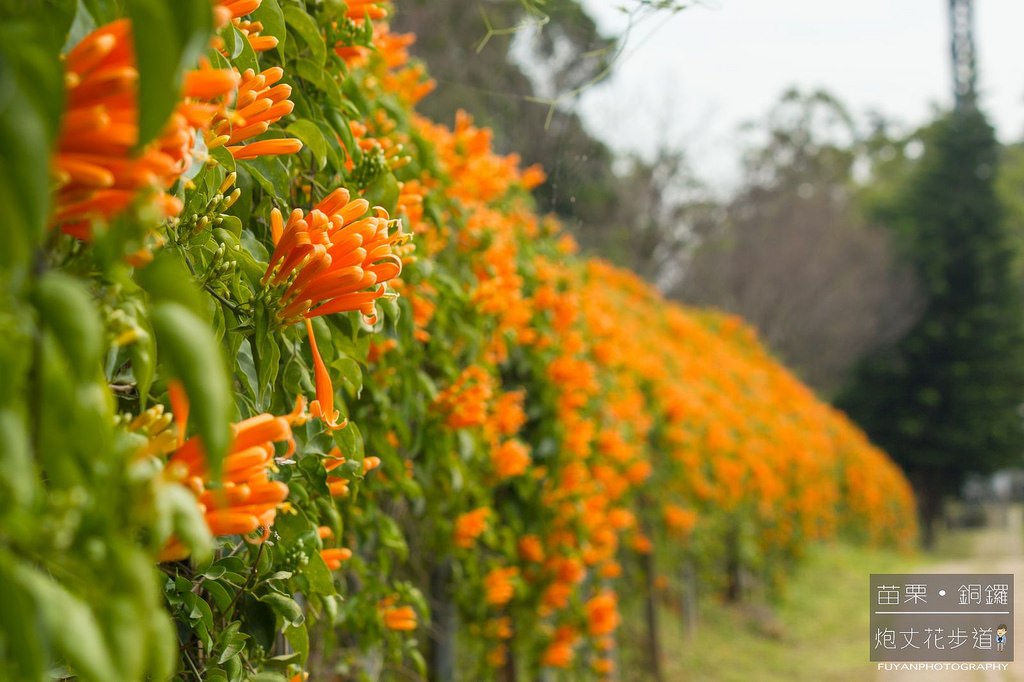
xmin=429 ymin=559 xmax=456 ymax=682
xmin=641 ymin=545 xmax=664 ymax=682
xmin=680 ymin=558 xmax=698 ymax=641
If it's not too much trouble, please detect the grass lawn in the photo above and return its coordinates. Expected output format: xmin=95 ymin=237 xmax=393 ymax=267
xmin=620 ymin=542 xmax=923 ymax=682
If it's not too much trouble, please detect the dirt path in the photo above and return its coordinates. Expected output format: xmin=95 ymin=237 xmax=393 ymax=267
xmin=877 ymin=504 xmax=1024 ymax=682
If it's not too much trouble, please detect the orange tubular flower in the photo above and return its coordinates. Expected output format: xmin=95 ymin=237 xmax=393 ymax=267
xmin=584 ymin=591 xmax=621 ymax=637
xmin=517 ymin=535 xmax=545 ymax=563
xmin=263 ymin=188 xmax=407 ymax=324
xmin=541 ymin=627 xmax=578 ymax=669
xmin=209 ymin=66 xmax=300 ymax=159
xmin=320 ymin=547 xmax=353 ymax=570
xmin=483 ymin=567 xmax=519 ymax=606
xmin=54 ymin=21 xmax=199 ymax=235
xmin=55 ymin=20 xmax=238 ymax=240
xmin=432 ymin=366 xmax=493 ymax=430
xmin=261 ymin=188 xmax=407 ymax=430
xmin=159 ymin=404 xmax=300 ymax=561
xmin=345 ymin=0 xmax=388 ymax=21
xmin=491 ymin=439 xmax=530 ymax=479
xmin=454 ymin=507 xmax=490 ymax=549
xmin=214 ymin=0 xmax=279 ymax=52
xmin=381 ymin=604 xmax=417 ymax=631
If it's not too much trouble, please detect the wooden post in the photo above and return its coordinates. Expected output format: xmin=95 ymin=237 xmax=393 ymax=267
xmin=680 ymin=557 xmax=698 ymax=641
xmin=429 ymin=560 xmax=456 ymax=682
xmin=499 ymin=619 xmax=517 ymax=682
xmin=641 ymin=544 xmax=664 ymax=682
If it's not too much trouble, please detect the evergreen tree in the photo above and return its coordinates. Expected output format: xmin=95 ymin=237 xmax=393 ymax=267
xmin=838 ymin=108 xmax=1024 ymax=547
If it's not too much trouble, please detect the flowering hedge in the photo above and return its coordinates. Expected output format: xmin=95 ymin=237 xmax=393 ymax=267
xmin=0 ymin=1 xmax=916 ymax=680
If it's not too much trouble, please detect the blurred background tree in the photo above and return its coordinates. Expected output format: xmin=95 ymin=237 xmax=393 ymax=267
xmin=394 ymin=0 xmax=705 ymax=279
xmin=393 ymin=0 xmax=621 ymax=238
xmin=674 ymin=90 xmax=923 ymax=396
xmin=838 ymin=108 xmax=1024 ymax=547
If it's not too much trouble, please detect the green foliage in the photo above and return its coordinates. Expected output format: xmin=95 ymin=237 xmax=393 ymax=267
xmin=839 ymin=108 xmax=1024 ymax=541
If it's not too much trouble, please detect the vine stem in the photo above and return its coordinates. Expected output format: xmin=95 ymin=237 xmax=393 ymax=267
xmin=223 ymin=539 xmax=267 ymax=619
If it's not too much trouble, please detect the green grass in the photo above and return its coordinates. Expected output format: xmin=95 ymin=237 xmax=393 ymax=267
xmin=621 ymin=543 xmax=923 ymax=682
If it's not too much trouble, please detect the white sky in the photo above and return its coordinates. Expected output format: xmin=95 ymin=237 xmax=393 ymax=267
xmin=577 ymin=0 xmax=1024 ymax=189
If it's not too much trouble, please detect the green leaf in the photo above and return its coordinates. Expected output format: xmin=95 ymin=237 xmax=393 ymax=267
xmin=81 ymin=0 xmax=119 ymax=24
xmin=220 ymin=21 xmax=241 ymax=58
xmin=379 ymin=516 xmax=408 ymax=561
xmin=332 ymin=421 xmax=364 ymax=460
xmin=151 ymin=302 xmax=233 ymax=473
xmin=135 ymin=248 xmax=206 ymax=317
xmin=216 ymin=623 xmax=248 ymax=664
xmin=32 ymin=272 xmax=102 ymax=380
xmin=256 ymin=331 xmax=281 ymax=406
xmin=250 ymin=673 xmax=289 ymax=682
xmin=144 ymin=607 xmax=178 ymax=681
xmin=103 ymin=598 xmax=146 ymax=681
xmin=286 ymin=119 xmax=328 ymax=169
xmin=240 ymin=595 xmax=277 ymax=650
xmin=331 ymin=354 xmax=362 ymax=398
xmin=325 ymin=106 xmax=360 ymax=165
xmin=0 ymin=554 xmax=45 ymax=681
xmin=242 ymin=156 xmax=291 ymax=199
xmin=0 ymin=22 xmax=63 ymax=269
xmin=161 ymin=483 xmax=215 ymax=564
xmin=211 ymin=143 xmax=237 ymax=173
xmin=363 ymin=172 xmax=400 ymax=215
xmin=6 ymin=558 xmax=117 ymax=682
xmin=129 ymin=308 xmax=156 ymax=407
xmin=204 ymin=579 xmax=233 ymax=611
xmin=283 ymin=4 xmax=325 ymax=66
xmin=127 ymin=0 xmax=213 ymax=145
xmin=231 ymin=24 xmax=259 ymax=74
xmin=297 ymin=454 xmax=329 ymax=497
xmin=260 ymin=589 xmax=303 ymax=626
xmin=304 ymin=551 xmax=336 ymax=596
xmin=284 ymin=623 xmax=309 ymax=665
xmin=251 ymin=0 xmax=286 ymax=53
xmin=0 ymin=410 xmax=35 ymax=509
xmin=294 ymin=58 xmax=341 ymax=107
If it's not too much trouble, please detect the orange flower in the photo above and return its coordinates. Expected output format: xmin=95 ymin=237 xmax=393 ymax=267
xmin=488 ymin=389 xmax=527 ymax=438
xmin=630 ymin=533 xmax=653 ymax=555
xmin=483 ymin=566 xmax=519 ymax=606
xmin=345 ymin=0 xmax=387 ymax=21
xmin=432 ymin=366 xmax=493 ymax=430
xmin=324 ymin=448 xmax=352 ymax=496
xmin=491 ymin=439 xmax=530 ymax=478
xmin=262 ymin=188 xmax=408 ymax=428
xmin=517 ymin=535 xmax=545 ymax=563
xmin=53 ymin=20 xmax=236 ymax=237
xmin=320 ymin=547 xmax=353 ymax=570
xmin=454 ymin=507 xmax=490 ymax=549
xmin=584 ymin=591 xmax=621 ymax=637
xmin=208 ymin=66 xmax=300 ymax=159
xmin=160 ymin=401 xmax=301 ymax=561
xmin=541 ymin=626 xmax=578 ymax=668
xmin=663 ymin=504 xmax=698 ymax=537
xmin=214 ymin=0 xmax=279 ymax=52
xmin=381 ymin=604 xmax=417 ymax=631
xmin=335 ymin=23 xmax=414 ymax=70
xmin=486 ymin=645 xmax=508 ymax=668
xmin=263 ymin=188 xmax=407 ymax=323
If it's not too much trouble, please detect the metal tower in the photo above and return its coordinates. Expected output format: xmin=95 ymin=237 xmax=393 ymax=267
xmin=949 ymin=0 xmax=977 ymax=111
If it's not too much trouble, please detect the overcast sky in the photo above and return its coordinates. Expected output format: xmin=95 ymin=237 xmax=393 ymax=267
xmin=576 ymin=0 xmax=1024 ymax=189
